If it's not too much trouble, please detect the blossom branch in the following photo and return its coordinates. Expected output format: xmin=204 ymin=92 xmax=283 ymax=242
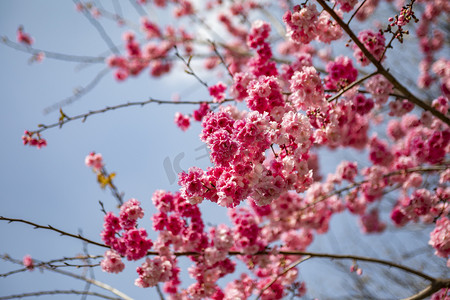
xmin=256 ymin=255 xmax=312 ymax=300
xmin=302 ymin=163 xmax=449 ymax=211
xmin=0 ymin=254 xmax=103 ymax=278
xmin=0 ymin=217 xmax=107 ymax=249
xmin=403 ymin=280 xmax=450 ymax=300
xmin=33 ymin=97 xmax=234 ymax=134
xmin=0 ymin=36 xmax=106 ymax=63
xmin=1 ymin=212 xmax=440 ymax=283
xmin=0 ymin=290 xmax=122 ymax=300
xmin=2 ymin=254 xmax=132 ymax=300
xmin=327 ymin=70 xmax=379 ymax=102
xmin=316 ymin=0 xmax=450 ymax=126
xmin=143 ymin=249 xmax=441 ymax=283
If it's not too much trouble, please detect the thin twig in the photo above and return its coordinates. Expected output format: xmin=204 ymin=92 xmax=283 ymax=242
xmin=0 ymin=217 xmax=107 ymax=249
xmin=43 ymin=67 xmax=110 ymax=115
xmin=209 ymin=40 xmax=234 ymax=80
xmin=347 ymin=0 xmax=369 ymax=25
xmin=2 ymin=254 xmax=132 ymax=300
xmin=100 ymin=166 xmax=124 ymax=206
xmin=34 ymin=97 xmax=234 ymax=134
xmin=0 ymin=254 xmax=102 ymax=278
xmin=155 ymin=284 xmax=166 ymax=300
xmin=174 ymin=46 xmax=209 ymax=89
xmin=49 ymin=268 xmax=133 ymax=300
xmin=0 ymin=290 xmax=122 ymax=300
xmin=0 ymin=36 xmax=105 ymax=63
xmin=74 ymin=0 xmax=120 ymax=55
xmin=327 ymin=71 xmax=379 ymax=102
xmin=257 ymin=256 xmax=312 ymax=300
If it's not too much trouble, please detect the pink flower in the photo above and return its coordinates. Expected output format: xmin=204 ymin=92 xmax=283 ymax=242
xmin=283 ymin=4 xmax=319 ymax=44
xmin=209 ymin=82 xmax=227 ymax=103
xmin=22 ymin=131 xmax=47 ymax=149
xmin=247 ymin=20 xmax=271 ymax=49
xmin=100 ymin=250 xmax=125 ymax=274
xmin=429 ymin=217 xmax=450 ymax=258
xmin=85 ymin=152 xmax=104 ymax=171
xmin=324 ymin=56 xmax=358 ymax=90
xmin=135 ymin=256 xmax=174 ymax=288
xmin=174 ymin=112 xmax=190 ymax=131
xmin=17 ymin=26 xmax=33 ymax=45
xmin=23 ymin=255 xmax=34 ymax=270
xmin=353 ymin=30 xmax=386 ymax=66
xmin=359 ymin=209 xmax=386 ymax=233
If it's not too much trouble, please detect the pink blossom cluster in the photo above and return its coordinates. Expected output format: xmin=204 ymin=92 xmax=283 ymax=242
xmin=135 ymin=256 xmax=174 ymax=288
xmin=149 ymin=190 xmax=240 ymax=297
xmin=209 ymin=82 xmax=227 ymax=103
xmin=22 ymin=130 xmax=47 ymax=149
xmin=432 ymin=59 xmax=450 ymax=97
xmin=388 ymin=98 xmax=414 ymax=117
xmin=85 ymin=152 xmax=104 ymax=171
xmin=246 ymin=20 xmax=277 ymax=77
xmin=365 ymin=74 xmax=393 ymax=105
xmin=352 ymin=93 xmax=374 ymax=115
xmin=289 ymin=66 xmax=327 ymax=111
xmin=178 ymin=106 xmax=319 ymax=208
xmin=17 ymin=26 xmax=33 ymax=45
xmin=23 ymin=254 xmax=34 ymax=270
xmin=246 ymin=75 xmax=284 ymax=116
xmin=100 ymin=250 xmax=125 ymax=273
xmin=353 ymin=29 xmax=386 ymax=66
xmin=324 ymin=56 xmax=358 ymax=90
xmin=106 ymin=25 xmax=198 ymax=81
xmin=193 ymin=103 xmax=211 ymax=121
xmin=283 ymin=4 xmax=320 ymax=44
xmin=174 ymin=112 xmax=190 ymax=131
xmin=359 ymin=209 xmax=386 ymax=233
xmin=336 ymin=0 xmax=358 ymax=12
xmin=101 ymin=199 xmax=153 ymax=261
xmin=429 ymin=217 xmax=450 ymax=258
xmin=283 ymin=4 xmax=342 ymax=45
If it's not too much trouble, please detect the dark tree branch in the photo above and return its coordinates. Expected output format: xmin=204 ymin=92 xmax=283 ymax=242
xmin=0 ymin=217 xmax=107 ymax=249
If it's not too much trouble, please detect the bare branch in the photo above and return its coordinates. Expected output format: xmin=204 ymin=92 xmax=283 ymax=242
xmin=43 ymin=67 xmax=110 ymax=115
xmin=174 ymin=46 xmax=209 ymax=89
xmin=0 ymin=290 xmax=122 ymax=300
xmin=0 ymin=217 xmax=107 ymax=249
xmin=34 ymin=97 xmax=234 ymax=134
xmin=73 ymin=0 xmax=120 ymax=55
xmin=0 ymin=36 xmax=105 ymax=63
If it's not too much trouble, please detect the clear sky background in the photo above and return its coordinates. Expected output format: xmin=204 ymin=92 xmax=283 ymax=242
xmin=0 ymin=1 xmax=447 ymax=299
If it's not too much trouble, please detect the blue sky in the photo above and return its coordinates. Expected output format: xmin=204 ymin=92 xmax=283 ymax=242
xmin=0 ymin=1 xmax=447 ymax=299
